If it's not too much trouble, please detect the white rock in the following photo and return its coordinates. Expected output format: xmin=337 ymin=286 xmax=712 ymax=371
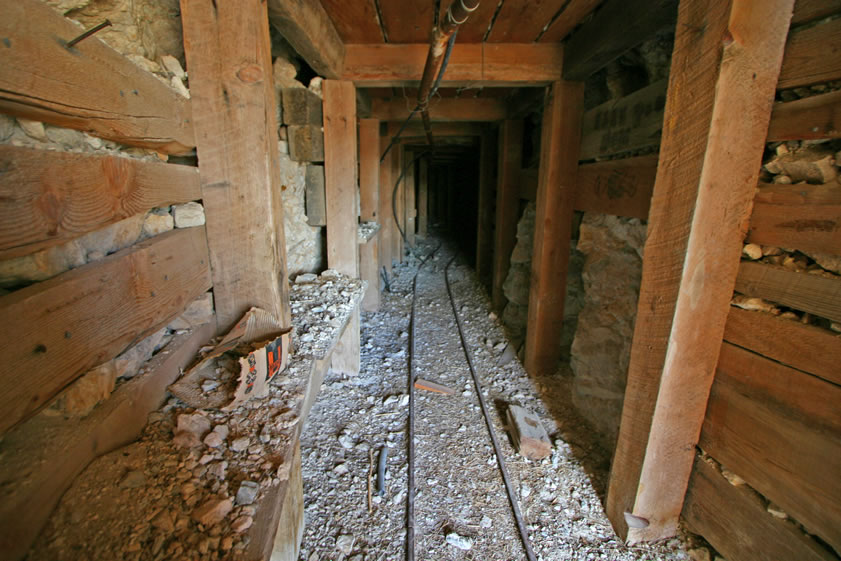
xmin=173 ymin=202 xmax=206 ymax=228
xmin=742 ymin=243 xmax=762 ymax=260
xmin=230 ymin=436 xmax=250 ymax=452
xmin=333 ymin=463 xmax=349 ymax=475
xmin=0 ymin=114 xmax=15 ymax=141
xmin=18 ymin=118 xmax=47 ymax=141
xmin=160 ymin=54 xmax=186 ymax=79
xmin=335 ymin=535 xmax=354 ymax=555
xmin=446 ymin=533 xmax=473 ymax=550
xmin=480 ymin=515 xmax=492 ymax=529
xmin=142 ymin=211 xmax=174 ymax=238
xmin=338 ymin=434 xmax=354 ymax=449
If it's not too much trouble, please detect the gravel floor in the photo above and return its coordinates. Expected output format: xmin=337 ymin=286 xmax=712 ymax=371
xmin=297 ymin=237 xmax=692 ymax=561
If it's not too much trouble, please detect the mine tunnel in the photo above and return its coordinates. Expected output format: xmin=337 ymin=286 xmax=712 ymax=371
xmin=2 ymin=1 xmax=841 ymax=560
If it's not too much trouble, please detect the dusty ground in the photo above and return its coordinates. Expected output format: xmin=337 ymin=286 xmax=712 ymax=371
xmin=298 ymin=237 xmax=691 ymax=561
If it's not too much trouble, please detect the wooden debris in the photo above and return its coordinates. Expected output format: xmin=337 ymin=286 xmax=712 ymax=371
xmin=506 ymin=404 xmax=552 ymax=460
xmin=414 ymin=378 xmax=456 ymax=395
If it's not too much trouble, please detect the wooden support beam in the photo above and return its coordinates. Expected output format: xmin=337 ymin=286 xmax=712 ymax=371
xmin=699 ymin=343 xmax=841 ymax=553
xmin=342 ymin=43 xmax=564 ymax=87
xmin=359 ymin=119 xmax=380 ymax=311
xmin=475 ymin=130 xmax=497 ymax=289
xmin=323 ymin=80 xmax=360 ymax=374
xmin=0 ymin=227 xmax=211 ymax=435
xmin=404 ymin=156 xmax=416 ymax=246
xmin=266 ymin=0 xmax=345 ymax=79
xmin=524 ymin=81 xmax=584 ymax=376
xmin=507 ymin=87 xmax=547 ymax=119
xmin=575 ymin=155 xmax=658 ymax=219
xmin=379 ymin=131 xmax=394 ymax=273
xmin=492 ymin=120 xmax=524 ymax=311
xmin=0 ymin=0 xmax=194 ymax=154
xmin=0 ymin=146 xmax=200 ymax=260
xmin=417 ymin=157 xmax=429 ymax=237
xmin=563 ymin=0 xmax=678 ymax=81
xmin=393 ymin=132 xmax=405 ymax=262
xmin=746 ymin=182 xmax=841 ymax=255
xmin=182 ymin=0 xmax=291 ymax=333
xmin=371 ymin=98 xmax=506 ymax=122
xmin=607 ymin=0 xmax=795 ymax=542
xmin=768 ymin=89 xmax=841 ymax=140
xmin=778 ymin=17 xmax=841 ymax=89
xmin=392 ymin=122 xmax=486 ymax=138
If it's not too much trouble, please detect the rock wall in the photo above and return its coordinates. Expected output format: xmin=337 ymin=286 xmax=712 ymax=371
xmin=570 ymin=214 xmax=646 ymax=447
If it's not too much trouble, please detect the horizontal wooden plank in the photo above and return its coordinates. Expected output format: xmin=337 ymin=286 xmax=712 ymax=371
xmin=0 ymin=146 xmax=201 ymax=260
xmin=699 ymin=343 xmax=841 ymax=553
xmin=579 ymin=79 xmax=668 ymax=160
xmin=0 ymin=0 xmax=194 ymax=154
xmin=342 ymin=43 xmax=563 ymax=87
xmin=0 ymin=227 xmax=212 ymax=435
xmin=779 ymin=17 xmax=841 ymax=89
xmin=734 ymin=261 xmax=841 ymax=322
xmin=0 ymin=322 xmax=214 ymax=561
xmin=793 ymin=0 xmax=841 ymax=25
xmin=370 ymin=98 xmax=506 ymax=122
xmin=723 ymin=306 xmax=841 ymax=386
xmin=768 ymin=89 xmax=841 ymax=140
xmin=394 ymin=122 xmax=487 ymax=138
xmin=575 ymin=155 xmax=657 ymax=219
xmin=683 ymin=455 xmax=836 ymax=561
xmin=747 ymin=182 xmax=841 ymax=255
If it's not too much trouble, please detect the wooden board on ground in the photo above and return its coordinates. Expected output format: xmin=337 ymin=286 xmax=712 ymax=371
xmin=0 ymin=227 xmax=211 ymax=435
xmin=699 ymin=342 xmax=841 ymax=553
xmin=778 ymin=17 xmax=841 ymax=89
xmin=0 ymin=146 xmax=200 ymax=260
xmin=683 ymin=455 xmax=836 ymax=561
xmin=575 ymin=155 xmax=657 ymax=220
xmin=0 ymin=323 xmax=215 ymax=561
xmin=734 ymin=261 xmax=841 ymax=323
xmin=767 ymin=90 xmax=841 ymax=140
xmin=506 ymin=404 xmax=552 ymax=460
xmin=0 ymin=0 xmax=194 ymax=153
xmin=414 ymin=378 xmax=456 ymax=395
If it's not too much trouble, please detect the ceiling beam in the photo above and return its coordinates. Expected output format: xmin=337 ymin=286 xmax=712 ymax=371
xmin=370 ymin=98 xmax=506 ymax=122
xmin=396 ymin=122 xmax=487 ymax=137
xmin=266 ymin=0 xmax=345 ymax=78
xmin=563 ymin=0 xmax=678 ymax=81
xmin=343 ymin=43 xmax=564 ymax=87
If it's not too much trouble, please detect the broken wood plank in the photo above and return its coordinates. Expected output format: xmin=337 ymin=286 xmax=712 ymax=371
xmin=575 ymin=155 xmax=657 ymax=220
xmin=0 ymin=146 xmax=200 ymax=260
xmin=414 ymin=378 xmax=456 ymax=395
xmin=506 ymin=404 xmax=552 ymax=460
xmin=734 ymin=261 xmax=841 ymax=322
xmin=0 ymin=0 xmax=194 ymax=153
xmin=779 ymin=17 xmax=841 ymax=89
xmin=683 ymin=455 xmax=837 ymax=561
xmin=579 ymin=79 xmax=668 ymax=160
xmin=266 ymin=0 xmax=345 ymax=79
xmin=182 ymin=0 xmax=291 ymax=334
xmin=0 ymin=227 xmax=212 ymax=435
xmin=606 ymin=0 xmax=794 ymax=542
xmin=0 ymin=322 xmax=215 ymax=561
xmin=767 ymin=89 xmax=841 ymax=140
xmin=723 ymin=306 xmax=841 ymax=387
xmin=492 ymin=120 xmax=525 ymax=311
xmin=524 ymin=81 xmax=584 ymax=377
xmin=475 ymin=130 xmax=497 ymax=290
xmin=699 ymin=342 xmax=841 ymax=553
xmin=563 ymin=0 xmax=678 ymax=81
xmin=370 ymin=97 xmax=506 ymax=122
xmin=746 ymin=182 xmax=841 ymax=255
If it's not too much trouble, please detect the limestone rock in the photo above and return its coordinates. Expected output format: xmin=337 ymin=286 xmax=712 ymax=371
xmin=803 ymin=250 xmax=841 ymax=275
xmin=78 ymin=213 xmax=145 ymax=261
xmin=114 ymin=327 xmax=168 ymax=379
xmin=192 ymin=498 xmax=233 ymax=526
xmin=335 ymin=535 xmax=355 ymax=555
xmin=160 ymin=54 xmax=186 ymax=79
xmin=18 ymin=119 xmax=47 ymax=141
xmin=142 ymin=210 xmax=174 ymax=238
xmin=273 ymin=55 xmax=303 ymax=90
xmin=281 ymin=154 xmax=323 ymax=276
xmin=0 ymin=239 xmax=86 ymax=288
xmin=173 ymin=202 xmax=206 ymax=228
xmin=119 ymin=470 xmax=147 ymax=489
xmin=0 ymin=114 xmax=15 ymax=141
xmin=235 ymin=481 xmax=260 ymax=505
xmin=168 ymin=292 xmax=214 ymax=330
xmin=45 ymin=126 xmax=86 ymax=149
xmin=742 ymin=243 xmax=763 ymax=260
xmin=231 ymin=515 xmax=253 ymax=533
xmin=53 ymin=361 xmax=118 ymax=417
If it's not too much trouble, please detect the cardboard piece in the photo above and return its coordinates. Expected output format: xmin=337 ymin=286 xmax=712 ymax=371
xmin=169 ymin=308 xmax=291 ymax=410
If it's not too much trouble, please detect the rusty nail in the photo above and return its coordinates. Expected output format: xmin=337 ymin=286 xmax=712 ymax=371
xmin=66 ymin=19 xmax=111 ymax=49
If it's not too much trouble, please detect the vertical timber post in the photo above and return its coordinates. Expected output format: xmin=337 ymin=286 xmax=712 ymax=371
xmin=492 ymin=119 xmax=524 ymax=312
xmin=405 ymin=149 xmax=416 ymax=247
xmin=359 ymin=118 xmax=380 ymax=311
xmin=379 ymin=125 xmax=394 ymax=274
xmin=417 ymin=156 xmax=429 ymax=238
xmin=475 ymin=128 xmax=497 ymax=290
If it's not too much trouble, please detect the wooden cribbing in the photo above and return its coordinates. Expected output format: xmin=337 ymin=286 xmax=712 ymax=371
xmin=0 ymin=227 xmax=212 ymax=435
xmin=792 ymin=0 xmax=841 ymax=25
xmin=0 ymin=146 xmax=200 ymax=260
xmin=265 ymin=0 xmax=345 ymax=79
xmin=0 ymin=0 xmax=194 ymax=154
xmin=778 ymin=17 xmax=841 ymax=89
xmin=767 ymin=90 xmax=841 ymax=141
xmin=575 ymin=155 xmax=658 ymax=220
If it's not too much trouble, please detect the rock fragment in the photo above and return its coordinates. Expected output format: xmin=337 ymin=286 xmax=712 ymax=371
xmin=192 ymin=498 xmax=233 ymax=526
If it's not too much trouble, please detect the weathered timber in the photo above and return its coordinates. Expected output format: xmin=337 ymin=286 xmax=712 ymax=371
xmin=370 ymin=98 xmax=506 ymax=122
xmin=414 ymin=378 xmax=456 ymax=395
xmin=417 ymin=157 xmax=429 ymax=237
xmin=475 ymin=130 xmax=497 ymax=289
xmin=699 ymin=342 xmax=841 ymax=553
xmin=792 ymin=0 xmax=841 ymax=25
xmin=0 ymin=0 xmax=194 ymax=153
xmin=683 ymin=455 xmax=837 ymax=561
xmin=305 ymin=164 xmax=327 ymax=227
xmin=182 ymin=0 xmax=291 ymax=333
xmin=492 ymin=120 xmax=525 ymax=311
xmin=779 ymin=17 xmax=841 ymax=89
xmin=379 ymin=131 xmax=394 ymax=272
xmin=266 ymin=0 xmax=345 ymax=79
xmin=404 ymin=156 xmax=416 ymax=246
xmin=768 ymin=89 xmax=841 ymax=140
xmin=575 ymin=155 xmax=657 ymax=220
xmin=359 ymin=119 xmax=380 ymax=223
xmin=486 ymin=0 xmax=573 ymax=42
xmin=0 ymin=146 xmax=200 ymax=260
xmin=0 ymin=227 xmax=211 ymax=435
xmin=539 ymin=0 xmax=604 ymax=42
xmin=506 ymin=404 xmax=552 ymax=460
xmin=734 ymin=261 xmax=841 ymax=323
xmin=319 ymin=0 xmax=384 ymax=43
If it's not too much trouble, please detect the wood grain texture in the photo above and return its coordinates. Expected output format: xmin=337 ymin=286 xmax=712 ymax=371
xmin=482 ymin=44 xmax=566 ymax=83
xmin=391 ymin=125 xmax=404 ymax=263
xmin=779 ymin=17 xmax=841 ymax=89
xmin=417 ymin=157 xmax=429 ymax=237
xmin=378 ymin=0 xmax=434 ymax=43
xmin=747 ymin=182 xmax=841 ymax=255
xmin=0 ymin=146 xmax=200 ymax=260
xmin=0 ymin=227 xmax=211 ymax=436
xmin=734 ymin=261 xmax=841 ymax=322
xmin=539 ymin=0 xmax=604 ymax=42
xmin=605 ymin=0 xmax=743 ymax=540
xmin=699 ymin=343 xmax=841 ymax=553
xmin=455 ymin=0 xmax=499 ymax=42
xmin=320 ymin=0 xmax=384 ymax=43
xmin=524 ymin=81 xmax=584 ymax=377
xmin=475 ymin=130 xmax=497 ymax=289
xmin=575 ymin=155 xmax=657 ymax=219
xmin=792 ymin=0 xmax=841 ymax=24
xmin=181 ymin=0 xmax=291 ymax=333
xmin=360 ymin=235 xmax=380 ymax=312
xmin=628 ymin=0 xmax=795 ymax=542
xmin=768 ymin=90 xmax=841 ymax=140
xmin=371 ymin=97 xmax=505 ymax=121
xmin=487 ymin=0 xmax=570 ymax=42
xmin=0 ymin=323 xmax=215 ymax=561
xmin=563 ymin=0 xmax=678 ymax=81
xmin=266 ymin=0 xmax=345 ymax=78
xmin=683 ymin=456 xmax=837 ymax=561
xmin=492 ymin=120 xmax=524 ymax=311
xmin=359 ymin=119 xmax=380 ymax=222
xmin=379 ymin=131 xmax=394 ymax=272
xmin=0 ymin=0 xmax=193 ymax=154
xmin=723 ymin=306 xmax=841 ymax=386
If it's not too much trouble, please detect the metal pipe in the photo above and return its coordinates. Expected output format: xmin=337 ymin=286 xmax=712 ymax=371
xmin=417 ymin=0 xmax=480 ymax=144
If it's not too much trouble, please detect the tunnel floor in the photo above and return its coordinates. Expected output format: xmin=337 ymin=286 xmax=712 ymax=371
xmin=297 ymin=235 xmax=691 ymax=561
